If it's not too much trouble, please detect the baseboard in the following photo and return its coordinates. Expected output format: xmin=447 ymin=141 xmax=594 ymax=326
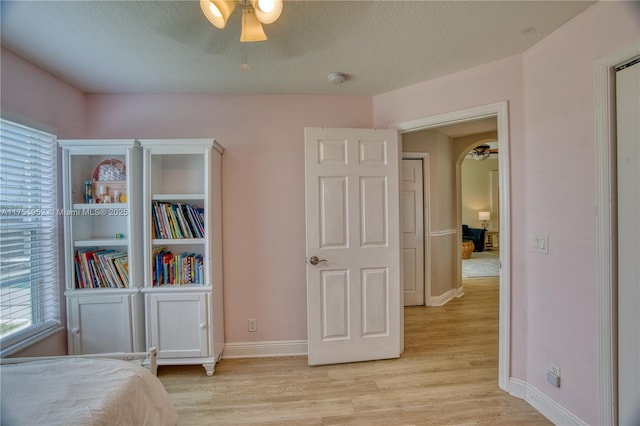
xmin=427 ymin=287 xmax=464 ymax=306
xmin=508 ymin=377 xmax=528 ymax=399
xmin=222 ymin=340 xmax=308 ymax=359
xmin=509 ymin=378 xmax=588 ymax=425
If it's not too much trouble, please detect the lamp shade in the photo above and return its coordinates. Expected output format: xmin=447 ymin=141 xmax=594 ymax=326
xmin=478 ymin=211 xmax=491 ymax=221
xmin=200 ymin=0 xmax=236 ymax=29
xmin=251 ymin=0 xmax=283 ymax=24
xmin=241 ymin=10 xmax=267 ymax=42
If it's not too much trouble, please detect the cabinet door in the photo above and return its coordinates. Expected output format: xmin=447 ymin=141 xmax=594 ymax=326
xmin=68 ymin=294 xmax=133 ymax=354
xmin=146 ymin=292 xmax=209 ymax=358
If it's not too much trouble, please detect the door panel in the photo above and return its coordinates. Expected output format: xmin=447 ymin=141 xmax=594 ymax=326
xmin=147 ymin=292 xmax=208 ymax=358
xmin=361 ymin=267 xmax=388 ymax=336
xmin=319 ymin=177 xmax=348 ymax=248
xmin=360 ymin=177 xmax=387 ymax=246
xmin=305 ymin=127 xmax=401 ymax=366
xmin=321 ymin=270 xmax=350 ymax=340
xmin=69 ymin=294 xmax=132 ymax=354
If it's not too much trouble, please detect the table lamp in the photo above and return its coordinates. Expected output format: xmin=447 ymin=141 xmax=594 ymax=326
xmin=479 ymin=211 xmax=490 ymax=230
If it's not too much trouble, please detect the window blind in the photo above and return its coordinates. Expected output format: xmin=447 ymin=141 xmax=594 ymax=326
xmin=0 ymin=118 xmax=60 ymax=353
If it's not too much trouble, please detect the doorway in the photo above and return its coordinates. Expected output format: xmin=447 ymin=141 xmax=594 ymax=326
xmin=393 ymin=101 xmax=511 ymax=391
xmin=460 ymin=137 xmax=500 ymax=280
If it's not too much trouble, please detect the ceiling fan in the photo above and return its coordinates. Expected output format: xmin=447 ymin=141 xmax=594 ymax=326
xmin=469 ymin=144 xmax=498 ymax=161
xmin=200 ymin=0 xmax=283 ymax=42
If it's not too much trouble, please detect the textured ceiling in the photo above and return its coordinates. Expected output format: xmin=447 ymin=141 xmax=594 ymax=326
xmin=0 ymin=1 xmax=595 ymax=96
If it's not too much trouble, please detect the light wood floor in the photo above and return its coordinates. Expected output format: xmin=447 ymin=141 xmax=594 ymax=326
xmin=158 ymin=277 xmax=551 ymax=425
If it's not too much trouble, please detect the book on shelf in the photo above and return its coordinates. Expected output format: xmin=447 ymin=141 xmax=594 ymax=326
xmin=74 ymin=248 xmax=129 ymax=289
xmin=151 ymin=201 xmax=205 ymax=239
xmin=151 ymin=247 xmax=204 ymax=286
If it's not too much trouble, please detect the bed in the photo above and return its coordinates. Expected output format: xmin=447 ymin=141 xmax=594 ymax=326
xmin=0 ymin=348 xmax=178 ymax=426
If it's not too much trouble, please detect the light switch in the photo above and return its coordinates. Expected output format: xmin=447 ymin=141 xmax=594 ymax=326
xmin=533 ymin=234 xmax=549 ymax=254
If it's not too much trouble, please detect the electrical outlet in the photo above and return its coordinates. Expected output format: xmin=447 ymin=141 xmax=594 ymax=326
xmin=547 ymin=362 xmax=561 ymax=388
xmin=248 ymin=318 xmax=257 ymax=332
xmin=547 ymin=371 xmax=561 ymax=387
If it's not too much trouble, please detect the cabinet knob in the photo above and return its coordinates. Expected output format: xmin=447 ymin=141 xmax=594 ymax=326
xmin=199 ymin=322 xmax=207 ymax=330
xmin=71 ymin=328 xmax=79 ymax=334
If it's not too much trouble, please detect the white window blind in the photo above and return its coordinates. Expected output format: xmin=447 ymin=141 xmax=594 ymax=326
xmin=0 ymin=118 xmax=60 ymax=353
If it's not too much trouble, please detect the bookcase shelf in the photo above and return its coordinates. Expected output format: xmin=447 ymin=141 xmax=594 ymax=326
xmin=74 ymin=238 xmax=129 ymax=247
xmin=152 ymin=194 xmax=205 ymax=201
xmin=142 ymin=285 xmax=213 ymax=293
xmin=152 ymin=238 xmax=205 ymax=244
xmin=65 ymin=287 xmax=139 ymax=295
xmin=72 ymin=202 xmax=128 ymax=209
xmin=141 ymin=139 xmax=224 ymax=376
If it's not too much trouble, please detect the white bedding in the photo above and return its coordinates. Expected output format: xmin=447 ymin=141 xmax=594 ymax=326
xmin=1 ymin=357 xmax=178 ymax=426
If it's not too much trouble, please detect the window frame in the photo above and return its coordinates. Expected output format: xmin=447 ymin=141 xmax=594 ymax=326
xmin=0 ymin=118 xmax=63 ymax=356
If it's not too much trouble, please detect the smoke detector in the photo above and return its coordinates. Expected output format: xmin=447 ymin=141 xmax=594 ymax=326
xmin=328 ymin=72 xmax=348 ymax=85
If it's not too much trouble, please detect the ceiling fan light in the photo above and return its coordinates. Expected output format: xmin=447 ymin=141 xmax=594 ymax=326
xmin=470 ymin=144 xmax=492 ymax=160
xmin=471 ymin=152 xmax=490 ymax=161
xmin=240 ymin=10 xmax=267 ymax=42
xmin=200 ymin=0 xmax=236 ymax=29
xmin=251 ymin=0 xmax=283 ymax=24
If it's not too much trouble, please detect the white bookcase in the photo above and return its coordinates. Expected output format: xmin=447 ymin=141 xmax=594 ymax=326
xmin=140 ymin=139 xmax=224 ymax=376
xmin=59 ymin=140 xmax=144 ymax=355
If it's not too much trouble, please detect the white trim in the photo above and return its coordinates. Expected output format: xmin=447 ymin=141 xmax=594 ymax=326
xmin=0 ymin=111 xmax=58 ymax=136
xmin=0 ymin=324 xmax=65 ymax=358
xmin=392 ymin=101 xmax=511 ymax=392
xmin=222 ymin=340 xmax=308 ymax=359
xmin=454 ymin=286 xmax=464 ymax=298
xmin=594 ymin=38 xmax=640 ymax=426
xmin=427 ymin=288 xmax=462 ymax=307
xmin=429 ymin=227 xmax=456 ymax=303
xmin=392 ymin=103 xmax=502 ymax=133
xmin=509 ymin=377 xmax=528 ymax=399
xmin=430 ymin=229 xmax=457 ymax=237
xmin=509 ymin=378 xmax=588 ymax=426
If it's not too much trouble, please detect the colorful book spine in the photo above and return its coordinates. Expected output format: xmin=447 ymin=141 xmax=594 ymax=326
xmin=73 ymin=248 xmax=129 ymax=289
xmin=151 ymin=201 xmax=205 ymax=240
xmin=151 ymin=248 xmax=204 ymax=286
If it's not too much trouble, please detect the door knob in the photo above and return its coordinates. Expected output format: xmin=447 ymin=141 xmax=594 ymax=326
xmin=309 ymin=256 xmax=327 ymax=265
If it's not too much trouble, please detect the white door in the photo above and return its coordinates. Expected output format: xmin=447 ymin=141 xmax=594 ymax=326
xmin=305 ymin=127 xmax=401 ymax=366
xmin=401 ymin=159 xmax=424 ymax=306
xmin=617 ymin=61 xmax=640 ymax=426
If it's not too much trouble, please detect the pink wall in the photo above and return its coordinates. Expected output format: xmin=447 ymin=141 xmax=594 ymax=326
xmin=0 ymin=47 xmax=86 ymax=137
xmin=521 ymin=1 xmax=639 ymax=421
xmin=85 ymin=93 xmax=373 ymax=342
xmin=2 ymin=1 xmax=639 ymax=422
xmin=373 ymin=2 xmax=639 ymax=423
xmin=1 ymin=47 xmax=88 ymax=356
